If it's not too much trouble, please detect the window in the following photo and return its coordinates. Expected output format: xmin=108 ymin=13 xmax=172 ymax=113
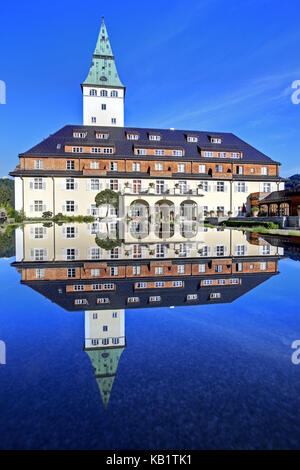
xmin=102 ymin=338 xmax=109 ymax=345
xmin=66 ymin=160 xmax=75 ymax=170
xmin=103 ymin=283 xmax=115 ymax=290
xmin=263 ymin=183 xmax=271 ymax=192
xmin=201 ymin=182 xmax=209 ymax=192
xmin=110 ymin=267 xmax=119 ymax=276
xmin=112 ymin=312 xmax=118 ymax=318
xmin=261 ymin=167 xmax=268 ymax=176
xmin=149 ymin=135 xmax=161 ymax=141
xmin=34 ymin=160 xmax=44 ymax=169
xmin=109 ymin=179 xmax=119 ymax=191
xmin=215 ymin=165 xmax=223 ymax=173
xmin=137 ymin=149 xmax=146 ymax=155
xmin=198 ymin=264 xmax=206 ymax=273
xmin=155 ymin=281 xmax=165 ymax=288
xmin=178 ymin=163 xmax=185 ymax=173
xmin=136 ymin=282 xmax=147 ymax=288
xmin=100 ymin=90 xmax=107 ymax=97
xmin=155 ymin=266 xmax=163 ymax=275
xmin=101 ymin=104 xmax=106 ymax=110
xmin=149 ymin=296 xmax=161 ymax=302
xmin=132 ymin=162 xmax=141 ymax=172
xmin=127 ymin=134 xmax=139 ymax=140
xmin=90 ymin=179 xmax=100 ymax=190
xmin=177 ymin=265 xmax=185 ymax=274
xmin=173 ymin=150 xmax=183 ymax=156
xmin=33 ymin=200 xmax=44 ymax=212
xmin=204 ymin=151 xmax=213 ymax=157
xmin=73 ymin=131 xmax=87 ymax=138
xmin=92 ymin=284 xmax=101 ymax=291
xmin=236 ymin=165 xmax=243 ymax=175
xmin=127 ymin=297 xmax=139 ymax=303
xmin=261 ymin=246 xmax=271 ymax=255
xmin=33 ymin=228 xmax=45 ymax=239
xmin=92 ymin=313 xmax=98 ymax=319
xmin=111 ymin=118 xmax=116 ymax=125
xmin=95 ymin=133 xmax=109 ymax=140
xmin=155 ymin=150 xmax=165 ymax=156
xmin=91 ymin=117 xmax=96 ymax=123
xmin=156 ymin=180 xmax=166 ymax=194
xmin=133 ymin=266 xmax=141 ymax=275
xmin=66 ymin=200 xmax=76 ymax=212
xmin=236 ymin=262 xmax=243 ymax=272
xmin=215 ymin=265 xmax=223 ymax=273
xmin=36 ymin=269 xmax=45 ymax=279
xmin=199 ymin=246 xmax=209 ymax=257
xmin=210 ymin=293 xmax=221 ymax=299
xmin=231 ymin=152 xmax=240 ymax=159
xmin=75 ymin=299 xmax=88 ymax=305
xmin=74 ymin=285 xmax=84 ymax=291
xmin=111 ymin=90 xmax=118 ymax=97
xmin=203 ymin=279 xmax=213 ymax=285
xmin=133 ymin=180 xmax=142 ymax=194
xmin=33 ymin=248 xmax=47 ymax=261
xmin=112 ymin=338 xmax=119 ymax=345
xmin=199 ymin=164 xmax=206 ymax=174
xmin=91 ymin=269 xmax=100 ymax=277
xmin=90 ymin=89 xmax=97 ymax=96
xmin=187 ymin=136 xmax=198 ymax=142
xmin=110 ymin=162 xmax=118 ymax=171
xmin=216 ymin=245 xmax=225 ymax=256
xmin=91 ymin=339 xmax=99 ymax=346
xmin=90 ymin=161 xmax=100 ymax=170
xmin=72 ymin=147 xmax=83 ymax=153
xmin=66 ymin=248 xmax=77 ymax=261
xmin=229 ymin=278 xmax=239 ymax=284
xmin=217 ymin=279 xmax=226 ymax=285
xmin=97 ymin=298 xmax=110 ymax=304
xmin=236 ymin=245 xmax=246 ymax=256
xmin=173 ymin=281 xmax=183 ymax=287
xmin=218 ymin=152 xmax=227 ymax=158
xmin=187 ymin=294 xmax=198 ymax=300
xmin=65 ymin=226 xmax=75 ymax=238
xmin=211 ymin=137 xmax=222 ymax=144
xmin=155 ymin=163 xmax=163 ymax=171
xmin=216 ymin=182 xmax=225 ymax=192
xmin=66 ymin=178 xmax=75 ymax=190
xmin=32 ymin=178 xmax=44 ymax=190
xmin=251 ymin=168 xmax=255 ymax=173
xmin=67 ymin=268 xmax=76 ymax=278
xmin=237 ymin=182 xmax=246 ymax=192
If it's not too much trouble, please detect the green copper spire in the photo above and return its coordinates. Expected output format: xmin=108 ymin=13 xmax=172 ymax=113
xmin=86 ymin=346 xmax=125 ymax=409
xmin=83 ymin=18 xmax=124 ymax=88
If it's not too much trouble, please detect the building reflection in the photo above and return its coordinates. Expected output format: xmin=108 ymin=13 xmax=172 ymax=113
xmin=11 ymin=222 xmax=284 ymax=408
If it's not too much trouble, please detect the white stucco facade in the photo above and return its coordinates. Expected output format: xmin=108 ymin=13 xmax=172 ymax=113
xmin=82 ymin=85 xmax=124 ymax=127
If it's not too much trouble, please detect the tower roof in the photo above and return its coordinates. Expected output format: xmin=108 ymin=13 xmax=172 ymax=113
xmin=82 ymin=18 xmax=124 ymax=89
xmin=85 ymin=346 xmax=125 ymax=409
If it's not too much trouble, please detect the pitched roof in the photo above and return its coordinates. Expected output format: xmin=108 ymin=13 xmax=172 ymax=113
xmin=82 ymin=18 xmax=124 ymax=88
xmin=21 ymin=125 xmax=279 ymax=164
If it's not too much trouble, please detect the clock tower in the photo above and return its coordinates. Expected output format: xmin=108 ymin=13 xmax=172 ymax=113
xmin=81 ymin=18 xmax=125 ymax=127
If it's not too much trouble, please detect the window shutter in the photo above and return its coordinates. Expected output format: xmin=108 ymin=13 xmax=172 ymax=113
xmin=62 ymin=203 xmax=66 ymax=212
xmin=62 ymin=248 xmax=67 ymax=261
xmin=74 ymin=181 xmax=78 ymax=190
xmin=30 ymin=227 xmax=34 ymax=238
xmin=74 ymin=204 xmax=78 ymax=212
xmin=87 ymin=248 xmax=91 ymax=259
xmin=30 ymin=249 xmax=35 ymax=261
xmin=62 ymin=227 xmax=66 ymax=238
xmin=61 ymin=179 xmax=66 ymax=190
xmin=224 ymin=184 xmax=228 ymax=192
xmin=75 ymin=249 xmax=79 ymax=259
xmin=42 ymin=180 xmax=46 ymax=190
xmin=207 ymin=246 xmax=211 ymax=256
xmin=43 ymin=227 xmax=47 ymax=238
xmin=207 ymin=184 xmax=211 ymax=192
xmin=44 ymin=249 xmax=48 ymax=260
xmin=42 ymin=204 xmax=47 ymax=212
xmin=245 ymin=183 xmax=248 ymax=193
xmin=29 ymin=179 xmax=34 ymax=190
xmin=86 ymin=180 xmax=91 ymax=191
xmin=224 ymin=246 xmax=228 ymax=255
xmin=75 ymin=227 xmax=79 ymax=238
xmin=87 ymin=206 xmax=91 ymax=215
xmin=30 ymin=203 xmax=34 ymax=212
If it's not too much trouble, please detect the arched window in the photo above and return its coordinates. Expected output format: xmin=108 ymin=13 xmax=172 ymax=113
xmin=100 ymin=90 xmax=108 ymax=97
xmin=111 ymin=90 xmax=118 ymax=97
xmin=90 ymin=89 xmax=97 ymax=96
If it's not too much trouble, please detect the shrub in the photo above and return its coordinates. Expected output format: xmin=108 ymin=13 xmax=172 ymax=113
xmin=224 ymin=220 xmax=279 ymax=229
xmin=42 ymin=211 xmax=53 ymax=219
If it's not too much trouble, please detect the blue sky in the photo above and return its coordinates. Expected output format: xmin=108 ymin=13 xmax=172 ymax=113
xmin=0 ymin=0 xmax=299 ymax=177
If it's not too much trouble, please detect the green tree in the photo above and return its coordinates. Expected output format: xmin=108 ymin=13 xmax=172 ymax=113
xmin=95 ymin=189 xmax=119 ymax=217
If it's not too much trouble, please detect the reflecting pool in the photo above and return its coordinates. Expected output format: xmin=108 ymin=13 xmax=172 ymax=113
xmin=0 ymin=223 xmax=299 ymax=449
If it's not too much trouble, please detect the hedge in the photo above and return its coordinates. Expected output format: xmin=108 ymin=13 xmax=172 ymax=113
xmin=224 ymin=220 xmax=279 ymax=229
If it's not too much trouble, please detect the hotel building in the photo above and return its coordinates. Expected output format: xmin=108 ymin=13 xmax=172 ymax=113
xmin=10 ymin=19 xmax=284 ymax=219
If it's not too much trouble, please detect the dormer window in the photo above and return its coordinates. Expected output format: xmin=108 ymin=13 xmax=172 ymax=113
xmin=73 ymin=132 xmax=87 ymax=138
xmin=173 ymin=150 xmax=183 ymax=156
xmin=149 ymin=134 xmax=161 ymax=141
xmin=187 ymin=136 xmax=198 ymax=143
xmin=72 ymin=147 xmax=83 ymax=153
xmin=155 ymin=150 xmax=165 ymax=156
xmin=204 ymin=151 xmax=214 ymax=157
xmin=96 ymin=133 xmax=109 ymax=140
xmin=210 ymin=137 xmax=222 ymax=144
xmin=136 ymin=149 xmax=146 ymax=155
xmin=231 ymin=152 xmax=241 ymax=159
xmin=127 ymin=133 xmax=139 ymax=140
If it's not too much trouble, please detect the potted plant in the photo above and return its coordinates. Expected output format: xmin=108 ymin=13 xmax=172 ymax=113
xmin=227 ymin=210 xmax=233 ymax=217
xmin=251 ymin=206 xmax=259 ymax=217
xmin=148 ymin=182 xmax=155 ymax=194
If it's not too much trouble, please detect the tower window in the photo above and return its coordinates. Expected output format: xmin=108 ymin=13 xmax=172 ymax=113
xmin=90 ymin=89 xmax=97 ymax=96
xmin=111 ymin=118 xmax=116 ymax=124
xmin=101 ymin=104 xmax=106 ymax=110
xmin=100 ymin=90 xmax=108 ymax=97
xmin=111 ymin=90 xmax=118 ymax=97
xmin=91 ymin=117 xmax=96 ymax=123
